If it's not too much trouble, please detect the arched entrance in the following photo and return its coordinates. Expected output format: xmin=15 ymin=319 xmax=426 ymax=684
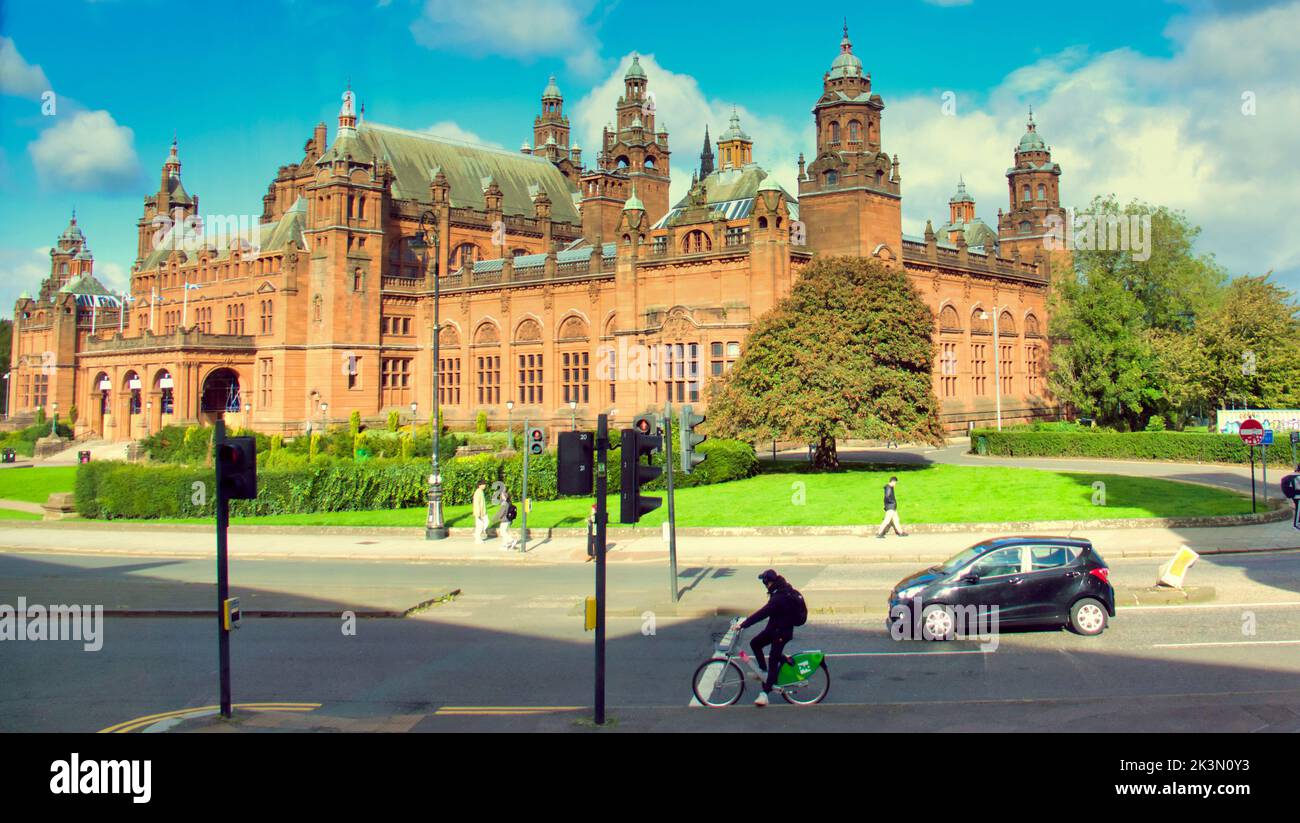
xmin=153 ymin=368 xmax=176 ymax=432
xmin=90 ymin=371 xmax=111 ymax=438
xmin=122 ymin=370 xmax=143 ymax=439
xmin=200 ymin=368 xmax=242 ymax=425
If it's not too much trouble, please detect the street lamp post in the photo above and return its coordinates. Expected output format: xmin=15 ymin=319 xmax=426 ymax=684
xmin=410 ymin=401 xmax=418 ymax=428
xmin=410 ymin=211 xmax=447 ymax=540
xmin=50 ymin=402 xmax=58 ymax=437
xmin=146 ymin=400 xmax=152 ymax=437
xmin=979 ymin=308 xmax=1004 ymax=432
xmin=320 ymin=401 xmax=328 ymax=433
xmin=569 ymin=399 xmax=577 ymax=430
xmin=506 ymin=400 xmax=515 ymax=450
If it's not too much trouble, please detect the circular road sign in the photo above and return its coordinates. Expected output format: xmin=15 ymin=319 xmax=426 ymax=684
xmin=1239 ymin=418 xmax=1265 ymax=446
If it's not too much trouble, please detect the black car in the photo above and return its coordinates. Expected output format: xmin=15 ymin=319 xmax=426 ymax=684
xmin=886 ymin=536 xmax=1115 ymax=639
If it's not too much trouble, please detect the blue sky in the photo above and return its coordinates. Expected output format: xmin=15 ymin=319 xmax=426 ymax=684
xmin=2 ymin=0 xmax=1298 ymax=316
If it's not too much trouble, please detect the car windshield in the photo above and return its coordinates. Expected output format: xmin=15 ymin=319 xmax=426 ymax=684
xmin=937 ymin=541 xmax=999 ymax=574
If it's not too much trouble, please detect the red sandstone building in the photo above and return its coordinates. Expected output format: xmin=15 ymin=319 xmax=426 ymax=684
xmin=6 ymin=29 xmax=1064 ymax=442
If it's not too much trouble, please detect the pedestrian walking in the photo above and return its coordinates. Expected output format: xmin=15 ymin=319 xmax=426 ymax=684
xmin=472 ymin=480 xmax=490 ymax=543
xmin=497 ymin=489 xmax=520 ymax=551
xmin=876 ymin=476 xmax=908 ymax=538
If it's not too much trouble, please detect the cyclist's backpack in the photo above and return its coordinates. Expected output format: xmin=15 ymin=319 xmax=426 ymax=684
xmin=788 ymin=587 xmax=808 ymax=627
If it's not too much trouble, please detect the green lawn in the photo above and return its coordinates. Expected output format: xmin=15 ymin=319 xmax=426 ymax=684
xmin=0 ymin=466 xmax=79 ymax=504
xmin=121 ymin=463 xmax=1247 ymax=528
xmin=0 ymin=507 xmax=43 ymax=521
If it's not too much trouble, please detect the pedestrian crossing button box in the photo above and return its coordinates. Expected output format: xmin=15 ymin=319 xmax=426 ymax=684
xmin=223 ymin=597 xmax=242 ymax=630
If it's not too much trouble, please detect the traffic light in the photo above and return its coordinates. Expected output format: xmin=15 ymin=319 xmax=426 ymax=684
xmin=216 ymin=436 xmax=258 ymax=500
xmin=557 ymin=430 xmax=594 ymax=495
xmin=680 ymin=405 xmax=707 ymax=474
xmin=620 ymin=427 xmax=662 ymax=523
xmin=632 ymin=413 xmax=659 ymax=437
xmin=525 ymin=425 xmax=546 ymax=456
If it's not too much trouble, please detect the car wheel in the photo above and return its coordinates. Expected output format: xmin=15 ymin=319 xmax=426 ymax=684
xmin=921 ymin=604 xmax=956 ymax=641
xmin=1069 ymin=598 xmax=1108 ymax=636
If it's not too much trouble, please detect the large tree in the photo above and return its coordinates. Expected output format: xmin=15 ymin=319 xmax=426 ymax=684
xmin=707 ymin=255 xmax=945 ymax=469
xmin=1049 ymin=196 xmax=1230 ymax=429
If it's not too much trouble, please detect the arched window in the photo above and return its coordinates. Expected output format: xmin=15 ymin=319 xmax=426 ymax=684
xmin=352 ymin=268 xmax=363 ymax=291
xmin=1036 ymin=184 xmax=1046 ymax=200
xmin=824 ymin=169 xmax=838 ymax=186
xmin=848 ymin=120 xmax=861 ymax=142
xmin=452 ymin=243 xmax=479 ymax=270
xmin=828 ymin=121 xmax=840 ymax=143
xmin=682 ymin=230 xmax=712 ymax=254
xmin=1025 ymin=313 xmax=1041 ymax=337
xmin=939 ymin=305 xmax=961 ymax=332
xmin=1022 ymin=185 xmax=1032 ymax=202
xmin=644 ymin=156 xmax=656 ymax=169
xmin=875 ymin=170 xmax=884 ymax=186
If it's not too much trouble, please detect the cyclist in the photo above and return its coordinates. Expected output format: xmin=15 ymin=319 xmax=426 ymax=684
xmin=734 ymin=569 xmax=804 ymax=707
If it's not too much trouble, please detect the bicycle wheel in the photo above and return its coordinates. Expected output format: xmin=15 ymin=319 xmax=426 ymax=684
xmin=780 ymin=661 xmax=830 ymax=705
xmin=692 ymin=659 xmax=746 ymax=707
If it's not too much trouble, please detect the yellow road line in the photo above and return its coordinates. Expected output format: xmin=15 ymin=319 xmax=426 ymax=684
xmin=100 ymin=702 xmax=321 ymax=733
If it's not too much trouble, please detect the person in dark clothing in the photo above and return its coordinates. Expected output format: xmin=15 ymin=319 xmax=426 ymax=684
xmin=876 ymin=475 xmax=908 ymax=538
xmin=735 ymin=569 xmax=802 ymax=706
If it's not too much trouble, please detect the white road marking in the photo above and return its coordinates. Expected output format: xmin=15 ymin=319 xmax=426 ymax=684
xmin=1152 ymin=639 xmax=1300 ymax=649
xmin=826 ymin=649 xmax=994 ymax=657
xmin=690 ymin=621 xmax=742 ymax=707
xmin=1121 ymin=600 xmax=1300 ymax=612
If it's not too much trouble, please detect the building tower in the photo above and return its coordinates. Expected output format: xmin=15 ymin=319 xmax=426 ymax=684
xmin=532 ymin=75 xmax=582 ymax=186
xmin=797 ymin=24 xmax=902 ymax=262
xmin=716 ymin=109 xmax=753 ymax=170
xmin=997 ymin=109 xmax=1065 ymax=258
xmin=43 ymin=211 xmax=94 ymax=299
xmin=135 ymin=138 xmax=199 ymax=265
xmin=699 ymin=125 xmax=714 ymax=179
xmin=587 ymin=55 xmax=672 ymax=226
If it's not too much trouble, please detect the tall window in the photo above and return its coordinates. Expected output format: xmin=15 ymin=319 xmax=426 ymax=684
xmin=654 ymin=343 xmax=699 ymax=403
xmin=225 ymin=303 xmax=245 ymax=335
xmin=710 ymin=341 xmax=740 ymax=376
xmin=381 ymin=357 xmax=411 ymax=406
xmin=972 ymin=344 xmax=988 ymax=396
xmin=562 ymin=351 xmax=589 ymax=404
xmin=439 ymin=357 xmax=461 ymax=406
xmin=1000 ymin=345 xmax=1015 ymax=395
xmin=259 ymin=300 xmax=273 ymax=335
xmin=518 ymin=353 xmax=543 ymax=405
xmin=940 ymin=342 xmax=959 ymax=398
xmin=258 ymin=359 xmax=273 ymax=407
xmin=32 ymin=373 xmax=48 ymax=409
xmin=346 ymin=356 xmax=361 ymax=390
xmin=476 ymin=355 xmax=500 ymax=405
xmin=1026 ymin=345 xmax=1041 ymax=395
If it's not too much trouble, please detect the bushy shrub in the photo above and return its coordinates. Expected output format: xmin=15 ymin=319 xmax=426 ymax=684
xmin=0 ymin=421 xmax=75 ymax=457
xmin=971 ymin=429 xmax=1293 ymax=466
xmin=76 ymin=437 xmax=761 ymax=519
xmin=475 ymin=410 xmax=488 ymax=434
xmin=1145 ymin=415 xmax=1167 ymax=432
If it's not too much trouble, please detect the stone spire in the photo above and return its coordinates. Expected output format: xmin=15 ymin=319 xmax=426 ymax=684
xmin=699 ymin=124 xmax=714 ymax=179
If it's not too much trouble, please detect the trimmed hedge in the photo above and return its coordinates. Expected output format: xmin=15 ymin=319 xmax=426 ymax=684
xmin=74 ymin=437 xmax=760 ymax=520
xmin=1 ymin=422 xmax=74 ymax=457
xmin=971 ymin=429 xmax=1297 ymax=467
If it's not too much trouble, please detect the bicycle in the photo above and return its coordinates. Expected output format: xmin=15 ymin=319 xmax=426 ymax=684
xmin=691 ymin=618 xmax=831 ymax=707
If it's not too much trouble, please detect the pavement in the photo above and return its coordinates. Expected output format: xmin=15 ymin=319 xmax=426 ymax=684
xmin=4 ymin=548 xmax=1300 ymax=732
xmin=2 ymin=516 xmax=1297 ymax=566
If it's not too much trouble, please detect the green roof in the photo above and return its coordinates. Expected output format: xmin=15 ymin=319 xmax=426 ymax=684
xmin=332 ymin=122 xmax=580 ymax=224
xmin=141 ymin=196 xmax=309 ymax=270
xmin=625 ymin=55 xmax=646 ymax=79
xmin=57 ymin=273 xmax=114 ymax=297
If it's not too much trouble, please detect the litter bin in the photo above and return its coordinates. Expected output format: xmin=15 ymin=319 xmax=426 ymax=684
xmin=78 ymin=450 xmax=92 ymax=464
xmin=1 ymin=448 xmax=15 ymax=463
xmin=976 ymin=435 xmax=989 ymax=456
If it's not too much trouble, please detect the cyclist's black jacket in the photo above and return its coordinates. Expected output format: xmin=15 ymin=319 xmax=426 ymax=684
xmin=740 ymin=577 xmax=800 ymax=633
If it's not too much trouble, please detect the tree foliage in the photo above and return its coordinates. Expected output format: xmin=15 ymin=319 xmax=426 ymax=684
xmin=1048 ymin=196 xmax=1297 ymax=429
xmin=707 ymin=255 xmax=945 ymax=468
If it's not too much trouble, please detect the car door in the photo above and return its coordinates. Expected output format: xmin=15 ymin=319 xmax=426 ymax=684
xmin=951 ymin=546 xmax=1028 ymax=626
xmin=1017 ymin=544 xmax=1079 ymax=622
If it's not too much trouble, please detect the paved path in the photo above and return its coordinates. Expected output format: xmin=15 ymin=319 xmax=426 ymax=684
xmin=3 ymin=516 xmax=1297 ymax=565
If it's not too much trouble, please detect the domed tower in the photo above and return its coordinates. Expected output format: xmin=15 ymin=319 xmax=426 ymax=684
xmin=135 ymin=138 xmax=199 ymax=265
xmin=797 ymin=24 xmax=902 ymax=262
xmin=997 ymin=109 xmax=1065 ymax=258
xmin=716 ymin=109 xmax=752 ymax=170
xmin=533 ymin=76 xmax=571 ymax=162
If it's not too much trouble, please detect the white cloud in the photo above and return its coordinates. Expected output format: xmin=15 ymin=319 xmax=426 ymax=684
xmin=880 ymin=1 xmax=1300 ymax=290
xmin=27 ymin=110 xmax=142 ymax=193
xmin=0 ymin=246 xmax=53 ymax=316
xmin=0 ymin=37 xmax=51 ymax=99
xmin=411 ymin=0 xmax=603 ymax=78
xmin=424 ymin=120 xmax=503 ymax=148
xmin=571 ymin=53 xmax=806 ymax=206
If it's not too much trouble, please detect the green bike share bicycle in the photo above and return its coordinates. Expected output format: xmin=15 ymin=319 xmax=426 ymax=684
xmin=691 ymin=617 xmax=831 ymax=706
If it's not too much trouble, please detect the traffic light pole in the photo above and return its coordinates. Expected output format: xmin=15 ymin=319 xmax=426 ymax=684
xmin=594 ymin=414 xmax=609 ymax=725
xmin=520 ymin=417 xmax=529 ymax=552
xmin=214 ymin=418 xmax=232 ymax=719
xmin=663 ymin=402 xmax=678 ymax=603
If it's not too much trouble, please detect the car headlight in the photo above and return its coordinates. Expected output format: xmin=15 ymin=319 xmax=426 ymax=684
xmin=896 ymin=584 xmax=926 ymax=601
